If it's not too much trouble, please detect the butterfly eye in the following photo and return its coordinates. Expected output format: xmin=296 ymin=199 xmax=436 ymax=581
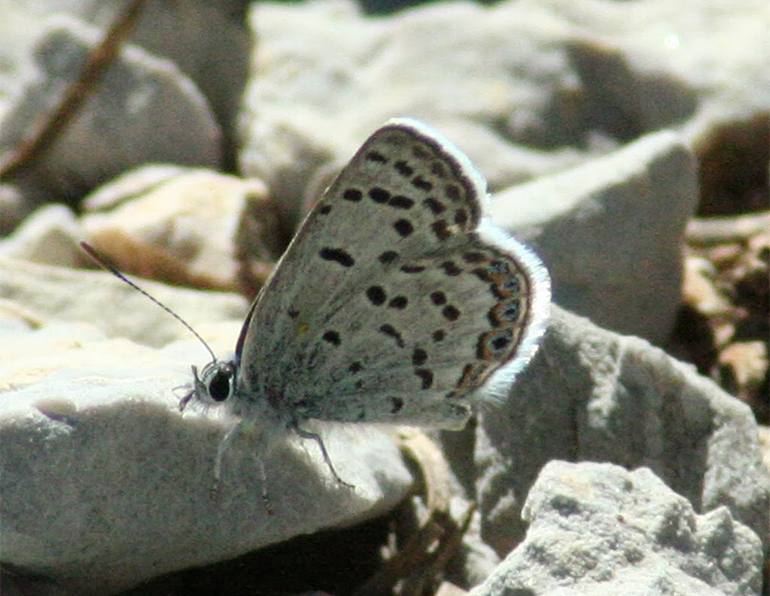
xmin=207 ymin=368 xmax=233 ymax=402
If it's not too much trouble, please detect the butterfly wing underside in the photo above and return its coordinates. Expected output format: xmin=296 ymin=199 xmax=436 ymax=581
xmin=237 ymin=119 xmax=550 ymax=429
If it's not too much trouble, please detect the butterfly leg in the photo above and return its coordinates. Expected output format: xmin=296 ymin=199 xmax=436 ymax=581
xmin=214 ymin=422 xmax=242 ymax=482
xmin=293 ymin=425 xmax=355 ymax=490
xmin=249 ymin=450 xmax=273 ymax=514
xmin=213 ymin=420 xmax=276 ymax=512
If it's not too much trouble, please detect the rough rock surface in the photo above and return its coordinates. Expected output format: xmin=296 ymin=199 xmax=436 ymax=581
xmin=0 ymin=0 xmax=767 ymax=593
xmin=494 ymin=130 xmax=698 ymax=344
xmin=0 ymin=311 xmax=413 ymax=595
xmin=464 ymin=306 xmax=769 ymax=558
xmin=470 ymin=461 xmax=763 ymax=596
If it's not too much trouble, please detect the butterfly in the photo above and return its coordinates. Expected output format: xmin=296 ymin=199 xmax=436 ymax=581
xmin=181 ymin=118 xmax=551 ymax=485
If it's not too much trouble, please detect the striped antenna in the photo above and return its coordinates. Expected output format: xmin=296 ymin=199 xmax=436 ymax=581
xmin=79 ymin=241 xmax=218 ymax=363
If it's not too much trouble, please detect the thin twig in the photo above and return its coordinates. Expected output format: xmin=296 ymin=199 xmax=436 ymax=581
xmin=0 ymin=0 xmax=149 ymax=180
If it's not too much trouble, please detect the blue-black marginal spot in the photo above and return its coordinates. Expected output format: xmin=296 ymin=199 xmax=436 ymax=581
xmin=348 ymin=361 xmax=363 ymax=373
xmin=415 ymin=369 xmax=434 ymax=390
xmin=454 ymin=209 xmax=468 ymax=225
xmin=319 ymin=204 xmax=332 ymax=215
xmin=288 ymin=309 xmax=300 ymax=319
xmin=502 ymin=278 xmax=521 ymax=294
xmin=343 ymin=188 xmax=363 ymax=202
xmin=489 ymin=260 xmax=510 ymax=275
xmin=389 ymin=195 xmax=415 ymax=209
xmin=442 ymin=305 xmax=461 ymax=321
xmin=390 ymin=397 xmax=404 ymax=413
xmin=445 ymin=183 xmax=461 ymax=201
xmin=499 ymin=300 xmax=521 ymax=322
xmin=487 ymin=298 xmax=521 ymax=327
xmin=412 ymin=176 xmax=433 ymax=191
xmin=366 ymin=151 xmax=387 ymax=163
xmin=319 ymin=247 xmax=355 ymax=267
xmin=393 ymin=219 xmax=414 ymax=237
xmin=432 ymin=330 xmax=445 ymax=342
xmin=379 ymin=251 xmax=399 ymax=264
xmin=440 ymin=261 xmax=463 ymax=276
xmin=366 ymin=286 xmax=387 ymax=306
xmin=462 ymin=252 xmax=486 ymax=263
xmin=322 ymin=330 xmax=341 ymax=346
xmin=479 ymin=329 xmax=513 ymax=357
xmin=379 ymin=324 xmax=404 ymax=348
xmin=431 ymin=220 xmax=451 ymax=241
xmin=388 ymin=296 xmax=408 ymax=309
xmin=400 ymin=264 xmax=425 ymax=273
xmin=369 ymin=187 xmax=390 ymax=204
xmin=394 ymin=160 xmax=414 ymax=177
xmin=412 ymin=348 xmax=427 ymax=366
xmin=423 ymin=197 xmax=446 ymax=215
xmin=430 ymin=291 xmax=447 ymax=305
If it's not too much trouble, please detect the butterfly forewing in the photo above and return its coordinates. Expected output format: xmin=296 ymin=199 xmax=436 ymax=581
xmin=237 ymin=119 xmax=550 ymax=428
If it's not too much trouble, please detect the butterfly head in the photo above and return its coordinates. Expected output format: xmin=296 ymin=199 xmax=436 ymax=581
xmin=179 ymin=360 xmax=239 ymax=411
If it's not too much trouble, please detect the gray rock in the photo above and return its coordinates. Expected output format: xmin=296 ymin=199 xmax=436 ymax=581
xmin=0 ymin=257 xmax=247 ymax=348
xmin=0 ymin=204 xmax=82 ymax=267
xmin=3 ymin=0 xmax=248 ymax=148
xmin=468 ymin=306 xmax=770 ymax=559
xmin=493 ymin=130 xmax=698 ymax=344
xmin=0 ymin=314 xmax=413 ymax=595
xmin=470 ymin=461 xmax=763 ymax=596
xmin=238 ymin=0 xmax=587 ymax=227
xmin=0 ymin=15 xmax=222 ymax=205
xmin=81 ymin=164 xmax=193 ymax=212
xmin=81 ymin=168 xmax=280 ymax=294
xmin=238 ymin=0 xmax=766 ymax=229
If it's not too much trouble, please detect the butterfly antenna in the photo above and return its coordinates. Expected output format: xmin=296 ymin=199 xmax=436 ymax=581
xmin=79 ymin=241 xmax=218 ymax=363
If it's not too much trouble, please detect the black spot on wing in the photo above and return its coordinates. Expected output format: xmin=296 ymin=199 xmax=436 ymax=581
xmin=430 ymin=291 xmax=447 ymax=305
xmin=366 ymin=151 xmax=387 ymax=163
xmin=415 ymin=369 xmax=434 ymax=390
xmin=412 ymin=348 xmax=427 ymax=366
xmin=412 ymin=176 xmax=433 ymax=191
xmin=389 ymin=195 xmax=415 ymax=209
xmin=394 ymin=161 xmax=414 ymax=177
xmin=322 ymin=331 xmax=341 ymax=346
xmin=442 ymin=305 xmax=460 ymax=321
xmin=423 ymin=198 xmax=446 ymax=215
xmin=440 ymin=261 xmax=462 ymax=276
xmin=343 ymin=188 xmax=362 ymax=202
xmin=379 ymin=251 xmax=399 ymax=264
xmin=431 ymin=220 xmax=451 ymax=240
xmin=319 ymin=248 xmax=355 ymax=267
xmin=393 ymin=219 xmax=414 ymax=237
xmin=379 ymin=324 xmax=404 ymax=348
xmin=366 ymin=286 xmax=387 ymax=306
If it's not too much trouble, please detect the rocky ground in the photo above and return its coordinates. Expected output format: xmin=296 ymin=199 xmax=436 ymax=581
xmin=0 ymin=0 xmax=767 ymax=595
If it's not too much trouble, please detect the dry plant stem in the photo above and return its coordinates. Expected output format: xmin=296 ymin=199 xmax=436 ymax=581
xmin=352 ymin=506 xmax=476 ymax=596
xmin=352 ymin=429 xmax=475 ymax=596
xmin=686 ymin=211 xmax=770 ymax=245
xmin=0 ymin=0 xmax=149 ymax=180
xmin=399 ymin=504 xmax=477 ymax=596
xmin=351 ymin=512 xmax=445 ymax=596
